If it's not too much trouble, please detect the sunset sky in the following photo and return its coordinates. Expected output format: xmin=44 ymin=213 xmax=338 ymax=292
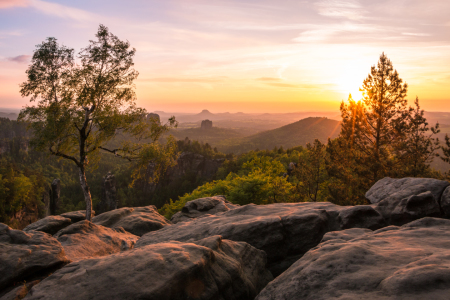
xmin=0 ymin=0 xmax=449 ymax=113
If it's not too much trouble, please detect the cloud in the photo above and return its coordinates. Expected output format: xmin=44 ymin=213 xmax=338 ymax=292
xmin=29 ymin=0 xmax=97 ymax=22
xmin=7 ymin=55 xmax=30 ymax=63
xmin=0 ymin=0 xmax=28 ymax=9
xmin=316 ymin=0 xmax=366 ymax=20
xmin=0 ymin=0 xmax=98 ymax=22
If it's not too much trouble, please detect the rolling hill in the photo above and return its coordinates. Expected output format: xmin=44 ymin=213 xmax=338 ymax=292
xmin=217 ymin=117 xmax=341 ymax=154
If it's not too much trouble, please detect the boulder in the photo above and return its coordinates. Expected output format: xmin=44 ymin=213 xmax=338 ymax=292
xmin=60 ymin=210 xmax=95 ymax=223
xmin=23 ymin=236 xmax=273 ymax=300
xmin=0 ymin=223 xmax=68 ymax=292
xmin=375 ymin=191 xmax=442 ymax=225
xmin=54 ymin=220 xmax=138 ymax=261
xmin=439 ymin=185 xmax=450 ymax=217
xmin=170 ymin=195 xmax=239 ymax=224
xmin=339 ymin=205 xmax=386 ymax=230
xmin=23 ymin=216 xmax=72 ymax=235
xmin=92 ymin=206 xmax=171 ymax=236
xmin=137 ymin=202 xmax=340 ymax=276
xmin=256 ymin=217 xmax=450 ymax=300
xmin=365 ymin=177 xmax=449 ymax=204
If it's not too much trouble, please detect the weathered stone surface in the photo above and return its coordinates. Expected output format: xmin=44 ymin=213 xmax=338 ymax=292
xmin=60 ymin=210 xmax=95 ymax=223
xmin=24 ymin=236 xmax=272 ymax=300
xmin=54 ymin=220 xmax=138 ymax=261
xmin=171 ymin=195 xmax=239 ymax=224
xmin=365 ymin=177 xmax=449 ymax=204
xmin=23 ymin=216 xmax=72 ymax=235
xmin=0 ymin=223 xmax=68 ymax=292
xmin=256 ymin=217 xmax=450 ymax=300
xmin=137 ymin=202 xmax=340 ymax=276
xmin=320 ymin=227 xmax=372 ymax=243
xmin=0 ymin=280 xmax=40 ymax=300
xmin=92 ymin=206 xmax=171 ymax=236
xmin=440 ymin=185 xmax=450 ymax=217
xmin=339 ymin=205 xmax=386 ymax=230
xmin=375 ymin=191 xmax=442 ymax=225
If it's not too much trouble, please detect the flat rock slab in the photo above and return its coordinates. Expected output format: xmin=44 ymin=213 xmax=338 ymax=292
xmin=23 ymin=216 xmax=72 ymax=235
xmin=92 ymin=206 xmax=171 ymax=236
xmin=0 ymin=223 xmax=68 ymax=292
xmin=137 ymin=202 xmax=342 ymax=276
xmin=24 ymin=236 xmax=273 ymax=300
xmin=365 ymin=177 xmax=449 ymax=204
xmin=256 ymin=217 xmax=450 ymax=300
xmin=171 ymin=195 xmax=239 ymax=224
xmin=60 ymin=210 xmax=95 ymax=223
xmin=55 ymin=220 xmax=138 ymax=261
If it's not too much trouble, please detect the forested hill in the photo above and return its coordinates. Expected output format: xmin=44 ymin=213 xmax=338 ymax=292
xmin=220 ymin=117 xmax=341 ymax=154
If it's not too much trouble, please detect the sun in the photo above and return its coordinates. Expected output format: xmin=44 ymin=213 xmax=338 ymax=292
xmin=334 ymin=62 xmax=367 ymax=102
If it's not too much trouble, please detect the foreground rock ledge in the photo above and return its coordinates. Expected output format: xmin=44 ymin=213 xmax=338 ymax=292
xmin=0 ymin=223 xmax=68 ymax=292
xmin=24 ymin=236 xmax=273 ymax=300
xmin=256 ymin=217 xmax=450 ymax=300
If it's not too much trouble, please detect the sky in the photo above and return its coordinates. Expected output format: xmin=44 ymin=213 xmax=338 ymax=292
xmin=0 ymin=0 xmax=449 ymax=113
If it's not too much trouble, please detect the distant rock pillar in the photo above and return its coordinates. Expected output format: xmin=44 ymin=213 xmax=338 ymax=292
xmin=50 ymin=179 xmax=60 ymax=215
xmin=201 ymin=119 xmax=213 ymax=129
xmin=99 ymin=172 xmax=117 ymax=213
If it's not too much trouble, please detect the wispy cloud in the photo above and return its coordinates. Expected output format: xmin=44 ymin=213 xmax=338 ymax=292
xmin=29 ymin=0 xmax=97 ymax=22
xmin=316 ymin=0 xmax=366 ymax=20
xmin=7 ymin=54 xmax=30 ymax=63
xmin=0 ymin=0 xmax=28 ymax=9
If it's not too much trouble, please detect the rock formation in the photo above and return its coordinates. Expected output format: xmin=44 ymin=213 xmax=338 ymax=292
xmin=23 ymin=236 xmax=272 ymax=300
xmin=23 ymin=215 xmax=72 ymax=235
xmin=0 ymin=223 xmax=68 ymax=292
xmin=54 ymin=220 xmax=138 ymax=261
xmin=97 ymin=172 xmax=117 ymax=213
xmin=256 ymin=217 xmax=450 ymax=300
xmin=60 ymin=210 xmax=95 ymax=223
xmin=146 ymin=113 xmax=160 ymax=123
xmin=4 ymin=176 xmax=450 ymax=299
xmin=92 ymin=205 xmax=171 ymax=236
xmin=171 ymin=195 xmax=239 ymax=223
xmin=201 ymin=119 xmax=213 ymax=129
xmin=50 ymin=179 xmax=60 ymax=215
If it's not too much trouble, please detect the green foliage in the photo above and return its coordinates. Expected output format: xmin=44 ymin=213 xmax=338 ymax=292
xmin=159 ymin=149 xmax=301 ymax=219
xmin=18 ymin=25 xmax=176 ymax=220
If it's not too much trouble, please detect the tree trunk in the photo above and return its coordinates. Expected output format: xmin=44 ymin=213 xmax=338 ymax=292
xmin=78 ymin=166 xmax=93 ymax=221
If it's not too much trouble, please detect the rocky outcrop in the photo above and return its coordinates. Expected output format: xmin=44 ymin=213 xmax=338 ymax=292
xmin=146 ymin=113 xmax=160 ymax=123
xmin=97 ymin=172 xmax=117 ymax=213
xmin=201 ymin=119 xmax=212 ymax=129
xmin=60 ymin=210 xmax=95 ymax=223
xmin=54 ymin=220 xmax=138 ymax=261
xmin=137 ymin=202 xmax=340 ymax=276
xmin=365 ymin=177 xmax=449 ymax=204
xmin=92 ymin=206 xmax=171 ymax=236
xmin=256 ymin=217 xmax=450 ymax=300
xmin=171 ymin=195 xmax=239 ymax=224
xmin=439 ymin=185 xmax=450 ymax=217
xmin=0 ymin=280 xmax=40 ymax=300
xmin=23 ymin=236 xmax=272 ymax=300
xmin=0 ymin=223 xmax=68 ymax=292
xmin=23 ymin=216 xmax=72 ymax=235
